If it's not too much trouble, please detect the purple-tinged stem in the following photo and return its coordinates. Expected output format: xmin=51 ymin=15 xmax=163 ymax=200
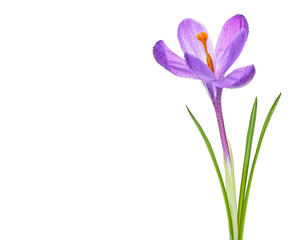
xmin=213 ymin=101 xmax=231 ymax=167
xmin=213 ymin=98 xmax=238 ymax=240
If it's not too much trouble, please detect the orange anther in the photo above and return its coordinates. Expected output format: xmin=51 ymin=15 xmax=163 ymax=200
xmin=196 ymin=32 xmax=209 ymax=53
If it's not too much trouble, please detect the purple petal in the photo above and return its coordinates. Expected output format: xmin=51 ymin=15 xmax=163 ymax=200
xmin=215 ymin=28 xmax=247 ymax=78
xmin=215 ymin=15 xmax=249 ymax=61
xmin=153 ymin=40 xmax=197 ymax=79
xmin=178 ymin=18 xmax=215 ymax=64
xmin=184 ymin=53 xmax=217 ymax=83
xmin=214 ymin=65 xmax=255 ymax=89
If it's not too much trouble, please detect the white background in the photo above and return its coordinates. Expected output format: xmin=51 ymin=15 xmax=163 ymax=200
xmin=0 ymin=0 xmax=298 ymax=239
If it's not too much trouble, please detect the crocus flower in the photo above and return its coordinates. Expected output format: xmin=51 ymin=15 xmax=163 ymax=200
xmin=153 ymin=15 xmax=282 ymax=240
xmin=153 ymin=15 xmax=255 ymax=167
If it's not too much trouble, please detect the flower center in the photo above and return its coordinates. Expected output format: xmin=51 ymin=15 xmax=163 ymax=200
xmin=196 ymin=32 xmax=214 ymax=73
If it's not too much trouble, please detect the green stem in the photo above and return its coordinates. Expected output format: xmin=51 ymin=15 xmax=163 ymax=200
xmin=225 ymin=142 xmax=238 ymax=240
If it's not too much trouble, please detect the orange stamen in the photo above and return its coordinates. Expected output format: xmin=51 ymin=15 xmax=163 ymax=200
xmin=196 ymin=32 xmax=214 ymax=73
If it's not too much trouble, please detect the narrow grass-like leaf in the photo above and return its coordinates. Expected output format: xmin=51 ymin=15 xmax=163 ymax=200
xmin=186 ymin=106 xmax=234 ymax=240
xmin=239 ymin=93 xmax=281 ymax=240
xmin=238 ymin=98 xmax=258 ymax=227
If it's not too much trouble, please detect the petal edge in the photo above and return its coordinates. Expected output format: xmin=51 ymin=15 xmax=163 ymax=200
xmin=214 ymin=65 xmax=255 ymax=89
xmin=184 ymin=53 xmax=217 ymax=83
xmin=153 ymin=40 xmax=197 ymax=79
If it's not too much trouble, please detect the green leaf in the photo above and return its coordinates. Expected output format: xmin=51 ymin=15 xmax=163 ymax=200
xmin=238 ymin=93 xmax=282 ymax=240
xmin=186 ymin=105 xmax=234 ymax=240
xmin=238 ymin=98 xmax=258 ymax=228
